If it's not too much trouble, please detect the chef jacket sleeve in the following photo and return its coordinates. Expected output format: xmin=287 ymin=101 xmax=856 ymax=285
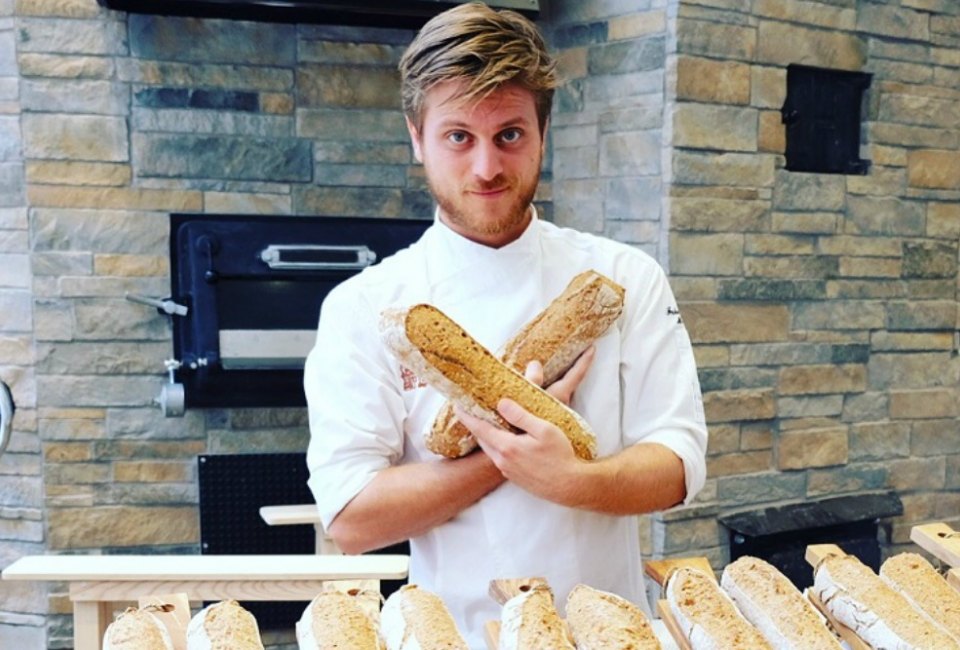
xmin=303 ymin=281 xmax=407 ymax=531
xmin=619 ymin=262 xmax=708 ymax=505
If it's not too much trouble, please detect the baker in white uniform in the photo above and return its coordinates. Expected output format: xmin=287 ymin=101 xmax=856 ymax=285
xmin=304 ymin=3 xmax=709 ymax=647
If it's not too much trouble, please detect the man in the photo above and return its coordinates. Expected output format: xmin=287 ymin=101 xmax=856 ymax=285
xmin=304 ymin=2 xmax=708 ymax=646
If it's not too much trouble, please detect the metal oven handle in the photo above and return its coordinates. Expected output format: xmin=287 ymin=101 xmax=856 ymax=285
xmin=259 ymin=244 xmax=377 ymax=271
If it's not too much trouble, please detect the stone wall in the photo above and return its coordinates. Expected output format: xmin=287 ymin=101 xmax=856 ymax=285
xmin=662 ymin=0 xmax=960 ymax=566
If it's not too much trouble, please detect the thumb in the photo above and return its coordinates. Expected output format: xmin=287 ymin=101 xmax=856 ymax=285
xmin=496 ymin=398 xmax=544 ymax=435
xmin=524 ymin=359 xmax=544 ymax=386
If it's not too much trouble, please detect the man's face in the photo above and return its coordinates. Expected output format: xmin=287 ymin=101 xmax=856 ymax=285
xmin=407 ymin=80 xmax=546 ymax=248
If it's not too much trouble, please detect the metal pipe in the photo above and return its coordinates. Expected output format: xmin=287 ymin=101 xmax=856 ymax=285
xmin=0 ymin=380 xmax=13 ymax=457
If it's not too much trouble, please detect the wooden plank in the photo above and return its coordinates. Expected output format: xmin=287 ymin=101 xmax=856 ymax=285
xmin=644 ymin=557 xmax=715 ymax=587
xmin=950 ymin=568 xmax=960 ymax=594
xmin=656 ymin=600 xmax=693 ymax=650
xmin=910 ymin=523 xmax=960 ymax=568
xmin=73 ymin=600 xmax=110 ymax=650
xmin=259 ymin=504 xmax=320 ymax=526
xmin=69 ymin=579 xmax=332 ymax=602
xmin=805 ymin=543 xmax=845 ymax=570
xmin=807 ymin=590 xmax=872 ymax=650
xmin=485 ymin=620 xmax=500 ymax=650
xmin=1 ymin=554 xmax=406 ymax=582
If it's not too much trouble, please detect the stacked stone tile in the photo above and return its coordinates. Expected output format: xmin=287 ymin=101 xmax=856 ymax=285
xmin=1 ymin=0 xmax=959 ymax=647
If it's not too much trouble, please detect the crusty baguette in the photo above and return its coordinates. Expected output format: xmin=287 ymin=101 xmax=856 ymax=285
xmin=813 ymin=553 xmax=960 ymax=649
xmin=666 ymin=567 xmax=773 ymax=649
xmin=720 ymin=556 xmax=841 ymax=649
xmin=296 ymin=589 xmax=383 ymax=650
xmin=380 ymin=304 xmax=598 ymax=460
xmin=880 ymin=552 xmax=960 ymax=642
xmin=565 ymin=583 xmax=661 ymax=649
xmin=427 ymin=270 xmax=624 ymax=458
xmin=380 ymin=584 xmax=468 ymax=650
xmin=186 ymin=600 xmax=263 ymax=650
xmin=499 ymin=585 xmax=574 ymax=650
xmin=103 ymin=606 xmax=174 ymax=650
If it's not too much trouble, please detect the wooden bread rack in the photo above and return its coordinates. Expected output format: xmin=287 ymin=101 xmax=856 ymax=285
xmin=910 ymin=522 xmax=960 ymax=593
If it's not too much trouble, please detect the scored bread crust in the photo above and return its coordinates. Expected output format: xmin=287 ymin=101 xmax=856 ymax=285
xmin=666 ymin=567 xmax=773 ymax=650
xmin=879 ymin=552 xmax=960 ymax=643
xmin=813 ymin=554 xmax=960 ymax=650
xmin=720 ymin=556 xmax=841 ymax=650
xmin=296 ymin=590 xmax=383 ymax=650
xmin=380 ymin=584 xmax=468 ymax=650
xmin=186 ymin=600 xmax=264 ymax=650
xmin=380 ymin=304 xmax=598 ymax=461
xmin=103 ymin=607 xmax=174 ymax=650
xmin=565 ymin=583 xmax=661 ymax=650
xmin=426 ymin=271 xmax=624 ymax=458
xmin=499 ymin=586 xmax=575 ymax=650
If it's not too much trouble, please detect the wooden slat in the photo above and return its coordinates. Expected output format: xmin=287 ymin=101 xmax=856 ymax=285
xmin=656 ymin=600 xmax=693 ymax=650
xmin=807 ymin=590 xmax=872 ymax=650
xmin=949 ymin=568 xmax=960 ymax=594
xmin=259 ymin=504 xmax=321 ymax=526
xmin=910 ymin=523 xmax=960 ymax=568
xmin=485 ymin=620 xmax=500 ymax=650
xmin=805 ymin=543 xmax=845 ymax=570
xmin=644 ymin=557 xmax=715 ymax=587
xmin=70 ymin=579 xmax=332 ymax=602
xmin=1 ymin=554 xmax=406 ymax=582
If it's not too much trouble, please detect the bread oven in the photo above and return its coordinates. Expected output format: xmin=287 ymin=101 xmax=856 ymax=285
xmin=143 ymin=213 xmax=429 ymax=416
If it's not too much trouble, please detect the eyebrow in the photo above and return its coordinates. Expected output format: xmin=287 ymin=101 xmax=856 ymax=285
xmin=436 ymin=116 xmax=533 ymax=131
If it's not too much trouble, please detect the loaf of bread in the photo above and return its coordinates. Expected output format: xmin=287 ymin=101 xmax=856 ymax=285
xmin=666 ymin=567 xmax=773 ymax=649
xmin=565 ymin=583 xmax=660 ymax=649
xmin=720 ymin=556 xmax=841 ymax=649
xmin=380 ymin=304 xmax=598 ymax=460
xmin=102 ymin=606 xmax=174 ymax=650
xmin=186 ymin=599 xmax=263 ymax=650
xmin=427 ymin=270 xmax=624 ymax=458
xmin=296 ymin=588 xmax=384 ymax=649
xmin=498 ymin=585 xmax=575 ymax=650
xmin=380 ymin=584 xmax=468 ymax=650
xmin=812 ymin=553 xmax=960 ymax=649
xmin=880 ymin=552 xmax=960 ymax=642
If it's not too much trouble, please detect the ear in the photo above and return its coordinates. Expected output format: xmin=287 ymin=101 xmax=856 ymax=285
xmin=406 ymin=116 xmax=423 ymax=163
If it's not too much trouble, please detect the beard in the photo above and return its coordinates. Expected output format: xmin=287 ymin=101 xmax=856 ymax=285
xmin=424 ymin=159 xmax=541 ymax=246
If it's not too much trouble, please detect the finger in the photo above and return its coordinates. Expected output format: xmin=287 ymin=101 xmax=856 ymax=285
xmin=546 ymin=345 xmax=596 ymax=404
xmin=496 ymin=398 xmax=552 ymax=438
xmin=524 ymin=359 xmax=544 ymax=386
xmin=454 ymin=406 xmax=514 ymax=451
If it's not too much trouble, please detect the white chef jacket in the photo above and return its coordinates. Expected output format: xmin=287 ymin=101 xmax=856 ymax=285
xmin=304 ymin=213 xmax=707 ymax=649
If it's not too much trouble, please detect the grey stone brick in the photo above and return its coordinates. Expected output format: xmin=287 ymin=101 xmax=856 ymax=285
xmin=314 ymin=142 xmax=410 ymax=165
xmin=553 ymin=21 xmax=609 ymax=49
xmin=132 ymin=108 xmax=294 ymax=138
xmin=0 ymin=115 xmax=18 ymax=162
xmin=831 ymin=344 xmax=871 ymax=364
xmin=718 ymin=278 xmax=826 ymax=301
xmin=130 ymin=15 xmax=295 ymax=66
xmin=777 ymin=395 xmax=844 ymax=418
xmin=0 ymin=289 xmax=30 ymax=331
xmin=886 ymin=300 xmax=956 ymax=330
xmin=294 ymin=186 xmax=403 ymax=217
xmin=297 ymin=109 xmax=408 ymax=142
xmin=209 ymin=428 xmax=309 ymax=454
xmin=717 ymin=472 xmax=806 ymax=505
xmin=17 ymin=18 xmax=126 ymax=55
xmin=604 ymin=220 xmax=660 ymax=245
xmin=599 ymin=102 xmax=663 ymax=131
xmin=35 ymin=342 xmax=168 ymax=375
xmin=585 ymin=70 xmax=663 ymax=107
xmin=588 ymin=36 xmax=666 ymax=75
xmin=73 ymin=301 xmax=170 ymax=341
xmin=298 ymin=24 xmax=415 ymax=45
xmin=607 ymin=176 xmax=661 ymax=221
xmin=698 ymin=367 xmax=776 ymax=392
xmin=670 ymin=232 xmax=743 ymax=275
xmin=31 ymin=209 xmax=166 ymax=254
xmin=103 ymin=483 xmax=199 ymax=506
xmin=672 ymin=150 xmax=775 ymax=187
xmin=772 ymin=171 xmax=845 ymax=211
xmin=730 ymin=342 xmax=832 ymax=366
xmin=902 ymin=240 xmax=958 ymax=278
xmin=554 ymin=145 xmax=598 ymax=179
xmin=312 ymin=163 xmax=406 ymax=188
xmin=549 ymin=0 xmax=651 ymax=24
xmin=906 ymin=278 xmax=956 ymax=300
xmin=0 ymin=476 xmax=42 ymax=511
xmin=0 ymin=253 xmax=28 ymax=288
xmin=600 ymin=130 xmax=659 ymax=175
xmin=22 ymin=114 xmax=128 ymax=162
xmin=298 ymin=40 xmax=406 ymax=65
xmin=37 ymin=376 xmax=160 ymax=408
xmin=806 ymin=464 xmax=888 ymax=497
xmin=849 ymin=422 xmax=911 ymax=461
xmin=0 ymin=29 xmax=14 ymax=75
xmin=21 ymin=79 xmax=128 ymax=115
xmin=846 ymin=196 xmax=926 ymax=236
xmin=911 ymin=420 xmax=960 ymax=456
xmin=133 ymin=134 xmax=311 ymax=182
xmin=868 ymin=352 xmax=956 ymax=390
xmin=297 ymin=64 xmax=400 ymax=110
xmin=555 ymin=80 xmax=584 ymax=113
xmin=117 ymin=60 xmax=293 ymax=91
xmin=879 ymin=93 xmax=960 ymax=130
xmin=857 ymin=3 xmax=930 ymax=41
xmin=0 ymin=163 xmax=23 ymax=207
xmin=793 ymin=300 xmax=886 ymax=330
xmin=134 ymin=87 xmax=258 ymax=112
xmin=107 ymin=409 xmax=206 ymax=439
xmin=401 ymin=190 xmax=434 ymax=219
xmin=678 ymin=19 xmax=755 ymax=59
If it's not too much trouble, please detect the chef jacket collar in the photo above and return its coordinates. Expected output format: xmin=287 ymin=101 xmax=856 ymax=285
xmin=428 ymin=205 xmax=542 ymax=273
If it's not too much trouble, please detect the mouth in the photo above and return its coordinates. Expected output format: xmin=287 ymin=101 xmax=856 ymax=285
xmin=469 ymin=186 xmax=510 ymax=198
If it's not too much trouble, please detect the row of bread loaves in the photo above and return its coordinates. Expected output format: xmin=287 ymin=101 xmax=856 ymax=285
xmin=103 ymin=599 xmax=264 ymax=650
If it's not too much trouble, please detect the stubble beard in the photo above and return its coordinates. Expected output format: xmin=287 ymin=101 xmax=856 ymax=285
xmin=426 ymin=167 xmax=540 ymax=242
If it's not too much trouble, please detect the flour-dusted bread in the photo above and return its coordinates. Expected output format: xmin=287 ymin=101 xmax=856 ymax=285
xmin=720 ymin=556 xmax=841 ymax=649
xmin=666 ymin=567 xmax=773 ymax=650
xmin=103 ymin=607 xmax=174 ymax=650
xmin=880 ymin=552 xmax=960 ymax=642
xmin=498 ymin=585 xmax=574 ymax=650
xmin=186 ymin=599 xmax=264 ymax=650
xmin=380 ymin=304 xmax=597 ymax=461
xmin=296 ymin=588 xmax=384 ymax=649
xmin=427 ymin=270 xmax=624 ymax=458
xmin=565 ymin=583 xmax=660 ymax=649
xmin=813 ymin=553 xmax=960 ymax=649
xmin=380 ymin=584 xmax=468 ymax=650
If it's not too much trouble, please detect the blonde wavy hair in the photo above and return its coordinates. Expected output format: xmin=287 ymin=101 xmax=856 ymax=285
xmin=399 ymin=1 xmax=557 ymax=133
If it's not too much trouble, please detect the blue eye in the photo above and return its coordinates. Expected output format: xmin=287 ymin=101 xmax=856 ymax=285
xmin=499 ymin=128 xmax=522 ymax=143
xmin=448 ymin=131 xmax=469 ymax=145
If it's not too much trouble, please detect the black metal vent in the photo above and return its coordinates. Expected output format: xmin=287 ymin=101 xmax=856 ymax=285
xmin=781 ymin=64 xmax=871 ymax=175
xmin=96 ymin=0 xmax=539 ymax=27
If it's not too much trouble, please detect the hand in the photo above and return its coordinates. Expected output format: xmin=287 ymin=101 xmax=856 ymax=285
xmin=456 ymin=399 xmax=587 ymax=505
xmin=524 ymin=345 xmax=596 ymax=405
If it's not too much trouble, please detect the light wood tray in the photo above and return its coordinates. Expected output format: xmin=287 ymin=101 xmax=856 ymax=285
xmin=911 ymin=522 xmax=960 ymax=592
xmin=805 ymin=544 xmax=873 ymax=650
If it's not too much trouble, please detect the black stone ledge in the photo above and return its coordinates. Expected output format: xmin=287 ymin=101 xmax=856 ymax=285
xmin=718 ymin=491 xmax=904 ymax=539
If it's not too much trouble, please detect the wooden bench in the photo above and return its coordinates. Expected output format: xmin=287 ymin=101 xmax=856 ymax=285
xmin=259 ymin=503 xmax=340 ymax=554
xmin=1 ymin=553 xmax=408 ymax=650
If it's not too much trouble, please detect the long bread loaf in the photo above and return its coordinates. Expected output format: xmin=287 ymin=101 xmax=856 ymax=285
xmin=565 ymin=583 xmax=661 ymax=649
xmin=498 ymin=585 xmax=574 ymax=650
xmin=427 ymin=271 xmax=623 ymax=458
xmin=103 ymin=606 xmax=175 ymax=650
xmin=720 ymin=556 xmax=841 ymax=649
xmin=380 ymin=584 xmax=468 ymax=650
xmin=879 ymin=552 xmax=960 ymax=643
xmin=380 ymin=303 xmax=598 ymax=461
xmin=296 ymin=589 xmax=383 ymax=649
xmin=812 ymin=553 xmax=960 ymax=649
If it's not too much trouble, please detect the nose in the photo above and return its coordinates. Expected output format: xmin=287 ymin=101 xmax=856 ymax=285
xmin=471 ymin=140 xmax=504 ymax=182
